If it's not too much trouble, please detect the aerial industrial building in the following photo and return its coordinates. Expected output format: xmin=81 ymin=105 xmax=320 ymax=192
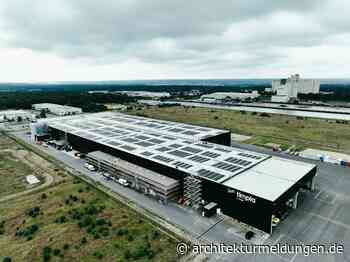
xmin=32 ymin=112 xmax=317 ymax=234
xmin=116 ymin=91 xmax=171 ymax=98
xmin=0 ymin=110 xmax=35 ymax=122
xmin=271 ymin=74 xmax=320 ymax=103
xmin=32 ymin=103 xmax=82 ymax=116
xmin=200 ymin=91 xmax=260 ymax=103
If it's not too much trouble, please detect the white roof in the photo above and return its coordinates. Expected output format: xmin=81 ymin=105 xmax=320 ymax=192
xmin=223 ymin=157 xmax=315 ymax=201
xmin=0 ymin=110 xmax=31 ymax=115
xmin=201 ymin=92 xmax=259 ymax=99
xmin=33 ymin=103 xmax=81 ymax=111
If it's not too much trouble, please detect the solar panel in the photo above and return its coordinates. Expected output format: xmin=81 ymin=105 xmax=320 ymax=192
xmin=197 ymin=169 xmax=225 ymax=181
xmin=120 ymin=145 xmax=136 ymax=151
xmin=238 ymin=152 xmax=262 ymax=160
xmin=148 ymin=138 xmax=166 ymax=144
xmin=168 ymin=143 xmax=183 ymax=149
xmin=136 ymin=135 xmax=151 ymax=140
xmin=174 ymin=161 xmax=193 ymax=169
xmin=162 ymin=136 xmax=177 ymax=140
xmin=168 ymin=150 xmax=192 ymax=158
xmin=225 ymin=157 xmax=252 ymax=166
xmin=152 ymin=155 xmax=174 ymax=163
xmin=212 ymin=162 xmax=242 ymax=172
xmin=122 ymin=137 xmax=139 ymax=143
xmin=168 ymin=128 xmax=185 ymax=133
xmin=188 ymin=155 xmax=210 ymax=163
xmin=182 ymin=131 xmax=200 ymax=136
xmin=135 ymin=141 xmax=154 ymax=147
xmin=155 ymin=147 xmax=172 ymax=152
xmin=141 ymin=151 xmax=154 ymax=156
xmin=196 ymin=127 xmax=211 ymax=132
xmin=201 ymin=151 xmax=221 ymax=158
xmin=214 ymin=147 xmax=232 ymax=153
xmin=196 ymin=143 xmax=214 ymax=149
xmin=182 ymin=146 xmax=202 ymax=154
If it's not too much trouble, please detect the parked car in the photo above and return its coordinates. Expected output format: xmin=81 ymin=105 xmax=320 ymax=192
xmin=84 ymin=163 xmax=96 ymax=171
xmin=118 ymin=178 xmax=129 ymax=187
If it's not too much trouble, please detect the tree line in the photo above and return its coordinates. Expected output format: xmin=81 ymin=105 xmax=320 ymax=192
xmin=0 ymin=92 xmax=136 ymax=112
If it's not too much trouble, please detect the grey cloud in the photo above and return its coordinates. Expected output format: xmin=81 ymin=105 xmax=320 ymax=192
xmin=0 ymin=0 xmax=348 ymax=73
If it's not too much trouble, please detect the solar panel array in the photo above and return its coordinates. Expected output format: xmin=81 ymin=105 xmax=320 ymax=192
xmin=45 ymin=112 xmax=269 ymax=183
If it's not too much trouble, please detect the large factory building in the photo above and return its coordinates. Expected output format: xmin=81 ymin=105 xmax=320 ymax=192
xmin=32 ymin=112 xmax=317 ymax=234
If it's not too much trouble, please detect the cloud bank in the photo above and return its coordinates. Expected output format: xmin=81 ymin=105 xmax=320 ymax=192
xmin=0 ymin=0 xmax=349 ymax=81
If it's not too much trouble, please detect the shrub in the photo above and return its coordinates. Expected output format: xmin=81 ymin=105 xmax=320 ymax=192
xmin=259 ymin=112 xmax=270 ymax=117
xmin=151 ymin=230 xmax=160 ymax=240
xmin=117 ymin=228 xmax=128 ymax=236
xmin=124 ymin=250 xmax=131 ymax=260
xmin=63 ymin=244 xmax=70 ymax=250
xmin=214 ymin=116 xmax=219 ymax=120
xmin=3 ymin=257 xmax=12 ymax=262
xmin=81 ymin=215 xmax=94 ymax=228
xmin=85 ymin=205 xmax=99 ymax=215
xmin=81 ymin=237 xmax=87 ymax=245
xmin=127 ymin=235 xmax=134 ymax=242
xmin=129 ymin=242 xmax=154 ymax=260
xmin=99 ymin=227 xmax=109 ymax=237
xmin=26 ymin=206 xmax=41 ymax=218
xmin=53 ymin=249 xmax=61 ymax=256
xmin=93 ymin=251 xmax=103 ymax=259
xmin=96 ymin=218 xmax=106 ymax=226
xmin=41 ymin=193 xmax=47 ymax=200
xmin=42 ymin=246 xmax=52 ymax=262
xmin=55 ymin=216 xmax=67 ymax=224
xmin=69 ymin=195 xmax=79 ymax=202
xmin=16 ymin=224 xmax=39 ymax=239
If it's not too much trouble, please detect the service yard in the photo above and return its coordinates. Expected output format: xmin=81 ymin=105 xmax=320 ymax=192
xmin=0 ymin=133 xmax=180 ymax=262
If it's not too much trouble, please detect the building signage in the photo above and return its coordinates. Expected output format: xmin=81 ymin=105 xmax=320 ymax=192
xmin=228 ymin=189 xmax=256 ymax=204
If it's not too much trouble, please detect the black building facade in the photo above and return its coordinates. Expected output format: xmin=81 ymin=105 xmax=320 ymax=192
xmin=50 ymin=127 xmax=317 ymax=234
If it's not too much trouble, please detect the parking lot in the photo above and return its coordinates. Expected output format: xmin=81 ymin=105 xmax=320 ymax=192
xmin=12 ymin=130 xmax=350 ymax=262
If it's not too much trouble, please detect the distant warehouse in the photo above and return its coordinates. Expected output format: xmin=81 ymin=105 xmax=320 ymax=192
xmin=32 ymin=112 xmax=317 ymax=234
xmin=200 ymin=91 xmax=260 ymax=103
xmin=32 ymin=103 xmax=82 ymax=116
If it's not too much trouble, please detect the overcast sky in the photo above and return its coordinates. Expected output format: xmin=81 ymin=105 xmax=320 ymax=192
xmin=0 ymin=0 xmax=349 ymax=82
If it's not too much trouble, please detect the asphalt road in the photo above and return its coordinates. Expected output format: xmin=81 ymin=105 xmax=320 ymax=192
xmin=12 ymin=131 xmax=350 ymax=262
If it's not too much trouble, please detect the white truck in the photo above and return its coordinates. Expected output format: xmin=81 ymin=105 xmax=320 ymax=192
xmin=118 ymin=178 xmax=129 ymax=187
xmin=84 ymin=163 xmax=96 ymax=171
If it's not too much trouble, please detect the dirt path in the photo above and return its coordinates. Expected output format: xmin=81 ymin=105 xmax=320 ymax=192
xmin=0 ymin=172 xmax=54 ymax=203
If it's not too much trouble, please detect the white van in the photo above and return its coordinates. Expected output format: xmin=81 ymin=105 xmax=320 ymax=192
xmin=118 ymin=178 xmax=129 ymax=187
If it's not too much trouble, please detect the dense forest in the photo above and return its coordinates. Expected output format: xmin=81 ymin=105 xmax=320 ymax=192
xmin=0 ymin=92 xmax=135 ymax=112
xmin=0 ymin=83 xmax=271 ymax=93
xmin=299 ymin=85 xmax=350 ymax=102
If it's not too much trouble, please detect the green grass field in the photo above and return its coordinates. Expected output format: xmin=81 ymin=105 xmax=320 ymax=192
xmin=0 ymin=135 xmax=46 ymax=198
xmin=0 ymin=179 xmax=179 ymax=262
xmin=129 ymin=106 xmax=350 ymax=153
xmin=0 ymin=151 xmax=35 ymax=198
xmin=0 ymin=134 xmax=180 ymax=262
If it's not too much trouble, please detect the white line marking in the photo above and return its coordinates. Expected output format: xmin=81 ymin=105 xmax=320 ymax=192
xmin=314 ymin=189 xmax=322 ymax=199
